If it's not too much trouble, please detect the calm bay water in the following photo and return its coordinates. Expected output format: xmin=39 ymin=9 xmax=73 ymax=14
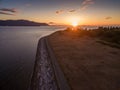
xmin=0 ymin=26 xmax=66 ymax=90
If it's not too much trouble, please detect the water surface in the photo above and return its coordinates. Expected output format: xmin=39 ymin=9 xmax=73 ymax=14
xmin=0 ymin=26 xmax=65 ymax=90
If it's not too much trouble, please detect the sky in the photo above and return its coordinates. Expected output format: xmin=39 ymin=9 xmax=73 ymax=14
xmin=0 ymin=0 xmax=120 ymax=25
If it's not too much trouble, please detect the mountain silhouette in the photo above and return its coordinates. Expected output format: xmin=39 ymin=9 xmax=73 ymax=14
xmin=0 ymin=20 xmax=49 ymax=26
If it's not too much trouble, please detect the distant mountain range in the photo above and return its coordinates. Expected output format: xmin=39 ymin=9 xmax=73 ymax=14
xmin=0 ymin=20 xmax=49 ymax=26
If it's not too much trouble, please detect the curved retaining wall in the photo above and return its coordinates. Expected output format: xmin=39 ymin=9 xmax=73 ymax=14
xmin=30 ymin=37 xmax=70 ymax=90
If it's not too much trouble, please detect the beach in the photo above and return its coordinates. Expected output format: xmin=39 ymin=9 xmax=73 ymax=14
xmin=48 ymin=30 xmax=120 ymax=90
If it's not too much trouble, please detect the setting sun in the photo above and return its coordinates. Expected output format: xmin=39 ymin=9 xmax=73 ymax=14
xmin=72 ymin=21 xmax=78 ymax=27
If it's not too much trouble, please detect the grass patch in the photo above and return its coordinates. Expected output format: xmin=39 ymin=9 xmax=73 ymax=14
xmin=66 ymin=27 xmax=120 ymax=48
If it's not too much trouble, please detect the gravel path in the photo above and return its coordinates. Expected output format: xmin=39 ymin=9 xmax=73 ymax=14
xmin=30 ymin=37 xmax=58 ymax=90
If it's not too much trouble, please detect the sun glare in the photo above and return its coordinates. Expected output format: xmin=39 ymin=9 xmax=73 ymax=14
xmin=65 ymin=16 xmax=82 ymax=27
xmin=72 ymin=21 xmax=78 ymax=27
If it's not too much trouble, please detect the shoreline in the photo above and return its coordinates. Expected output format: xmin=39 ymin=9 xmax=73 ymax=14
xmin=30 ymin=28 xmax=120 ymax=90
xmin=30 ymin=37 xmax=70 ymax=90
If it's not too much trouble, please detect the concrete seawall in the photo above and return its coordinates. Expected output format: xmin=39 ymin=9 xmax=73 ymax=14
xmin=30 ymin=37 xmax=70 ymax=90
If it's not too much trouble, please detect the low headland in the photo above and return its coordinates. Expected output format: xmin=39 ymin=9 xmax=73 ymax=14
xmin=0 ymin=20 xmax=49 ymax=26
xmin=47 ymin=27 xmax=120 ymax=90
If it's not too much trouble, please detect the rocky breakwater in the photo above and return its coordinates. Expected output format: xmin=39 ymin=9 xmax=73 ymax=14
xmin=30 ymin=36 xmax=70 ymax=90
xmin=30 ymin=37 xmax=57 ymax=90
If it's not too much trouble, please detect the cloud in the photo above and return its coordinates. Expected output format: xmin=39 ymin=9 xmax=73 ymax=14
xmin=69 ymin=9 xmax=76 ymax=13
xmin=0 ymin=11 xmax=14 ymax=15
xmin=0 ymin=8 xmax=17 ymax=15
xmin=55 ymin=0 xmax=95 ymax=15
xmin=49 ymin=22 xmax=56 ymax=25
xmin=82 ymin=0 xmax=94 ymax=5
xmin=81 ymin=0 xmax=95 ymax=10
xmin=56 ymin=9 xmax=76 ymax=14
xmin=56 ymin=10 xmax=64 ymax=14
xmin=0 ymin=8 xmax=17 ymax=13
xmin=105 ymin=17 xmax=112 ymax=20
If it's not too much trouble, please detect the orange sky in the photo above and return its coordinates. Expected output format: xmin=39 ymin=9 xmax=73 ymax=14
xmin=0 ymin=0 xmax=120 ymax=25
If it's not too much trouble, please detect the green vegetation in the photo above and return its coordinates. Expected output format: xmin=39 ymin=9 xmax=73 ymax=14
xmin=66 ymin=27 xmax=120 ymax=48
